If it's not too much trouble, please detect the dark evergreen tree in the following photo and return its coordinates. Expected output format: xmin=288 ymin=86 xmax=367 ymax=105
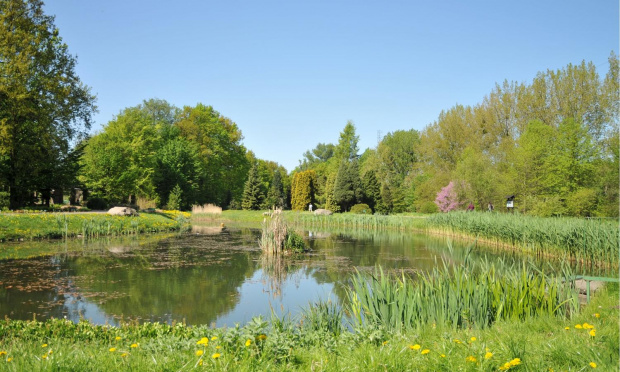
xmin=332 ymin=160 xmax=363 ymax=212
xmin=265 ymin=170 xmax=285 ymax=208
xmin=377 ymin=184 xmax=393 ymax=214
xmin=242 ymin=164 xmax=264 ymax=210
xmin=362 ymin=170 xmax=382 ymax=212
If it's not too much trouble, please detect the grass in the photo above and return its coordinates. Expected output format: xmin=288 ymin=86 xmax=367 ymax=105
xmin=0 ymin=211 xmax=190 ymax=241
xmin=0 ymin=283 xmax=616 ymax=371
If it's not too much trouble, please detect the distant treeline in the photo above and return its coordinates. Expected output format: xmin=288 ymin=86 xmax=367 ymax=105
xmin=291 ymin=54 xmax=619 ymax=217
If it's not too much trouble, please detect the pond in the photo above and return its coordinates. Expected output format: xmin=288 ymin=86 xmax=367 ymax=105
xmin=0 ymin=226 xmax=593 ymax=327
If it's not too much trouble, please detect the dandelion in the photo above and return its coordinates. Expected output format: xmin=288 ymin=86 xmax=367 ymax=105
xmin=0 ymin=352 xmax=5 ymax=357
xmin=195 ymin=350 xmax=204 ymax=356
xmin=421 ymin=349 xmax=430 ymax=355
xmin=593 ymin=313 xmax=600 ymax=318
xmin=589 ymin=362 xmax=597 ymax=368
xmin=212 ymin=353 xmax=221 ymax=359
xmin=454 ymin=339 xmax=461 ymax=344
xmin=470 ymin=337 xmax=477 ymax=342
xmin=465 ymin=355 xmax=477 ymax=362
xmin=197 ymin=337 xmax=209 ymax=345
xmin=198 ymin=360 xmax=203 ymax=366
xmin=121 ymin=353 xmax=128 ymax=358
xmin=109 ymin=348 xmax=116 ymax=352
xmin=258 ymin=334 xmax=267 ymax=341
xmin=115 ymin=336 xmax=122 ymax=341
xmin=499 ymin=362 xmax=511 ymax=371
xmin=575 ymin=324 xmax=583 ymax=329
xmin=130 ymin=343 xmax=138 ymax=348
xmin=245 ymin=339 xmax=252 ymax=347
xmin=565 ymin=327 xmax=570 ymax=330
xmin=41 ymin=344 xmax=48 ymax=348
xmin=440 ymin=354 xmax=446 ymax=358
xmin=485 ymin=352 xmax=493 ymax=359
xmin=216 ymin=346 xmax=221 ymax=350
xmin=583 ymin=323 xmax=594 ymax=329
xmin=409 ymin=344 xmax=421 ymax=350
xmin=382 ymin=341 xmax=388 ymax=346
xmin=589 ymin=329 xmax=596 ymax=337
xmin=48 ymin=350 xmax=52 ymax=354
xmin=6 ymin=358 xmax=11 ymax=362
xmin=509 ymin=358 xmax=521 ymax=366
xmin=211 ymin=336 xmax=218 ymax=341
xmin=42 ymin=354 xmax=47 ymax=360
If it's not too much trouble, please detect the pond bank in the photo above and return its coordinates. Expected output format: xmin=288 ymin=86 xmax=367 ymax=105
xmin=0 ymin=211 xmax=190 ymax=241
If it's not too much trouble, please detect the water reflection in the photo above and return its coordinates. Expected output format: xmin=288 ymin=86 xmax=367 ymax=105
xmin=0 ymin=227 xmax=608 ymax=327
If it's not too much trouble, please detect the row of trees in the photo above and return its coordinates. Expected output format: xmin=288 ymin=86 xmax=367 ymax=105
xmin=292 ymin=55 xmax=618 ymax=217
xmin=2 ymin=1 xmax=617 ymax=216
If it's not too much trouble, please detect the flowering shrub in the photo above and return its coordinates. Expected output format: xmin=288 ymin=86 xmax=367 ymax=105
xmin=434 ymin=181 xmax=461 ymax=212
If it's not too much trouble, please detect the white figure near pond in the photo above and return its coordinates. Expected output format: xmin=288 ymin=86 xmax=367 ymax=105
xmin=308 ymin=203 xmax=313 ymax=212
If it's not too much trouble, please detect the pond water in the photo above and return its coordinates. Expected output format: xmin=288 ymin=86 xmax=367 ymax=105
xmin=0 ymin=226 xmax=595 ymax=327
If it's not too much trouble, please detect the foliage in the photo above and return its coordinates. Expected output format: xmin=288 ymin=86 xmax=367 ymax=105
xmin=86 ymin=197 xmax=108 ymax=211
xmin=434 ymin=181 xmax=460 ymax=212
xmin=290 ymin=170 xmax=316 ymax=211
xmin=0 ymin=0 xmax=97 ymax=209
xmin=0 ymin=191 xmax=9 ymax=210
xmin=350 ymin=203 xmax=372 ymax=214
xmin=167 ymin=185 xmax=182 ymax=210
xmin=259 ymin=212 xmax=307 ymax=254
xmin=241 ymin=163 xmax=264 ymax=210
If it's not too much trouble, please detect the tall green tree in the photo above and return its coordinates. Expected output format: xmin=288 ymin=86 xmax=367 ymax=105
xmin=0 ymin=0 xmax=97 ymax=208
xmin=265 ymin=170 xmax=285 ymax=209
xmin=241 ymin=163 xmax=264 ymax=210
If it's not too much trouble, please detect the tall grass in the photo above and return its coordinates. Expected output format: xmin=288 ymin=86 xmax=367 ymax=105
xmin=348 ymin=260 xmax=579 ymax=332
xmin=191 ymin=203 xmax=222 ymax=214
xmin=426 ymin=211 xmax=618 ymax=266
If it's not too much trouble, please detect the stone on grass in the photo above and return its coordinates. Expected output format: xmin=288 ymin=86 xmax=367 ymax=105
xmin=107 ymin=207 xmax=138 ymax=216
xmin=313 ymin=209 xmax=332 ymax=216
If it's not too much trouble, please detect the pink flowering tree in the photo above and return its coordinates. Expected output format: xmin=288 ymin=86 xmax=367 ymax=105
xmin=434 ymin=181 xmax=461 ymax=212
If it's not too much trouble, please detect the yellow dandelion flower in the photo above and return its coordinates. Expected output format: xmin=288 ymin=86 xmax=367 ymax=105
xmin=509 ymin=358 xmax=521 ymax=366
xmin=48 ymin=350 xmax=52 ymax=354
xmin=583 ymin=323 xmax=594 ymax=329
xmin=212 ymin=353 xmax=221 ymax=359
xmin=575 ymin=324 xmax=583 ymax=329
xmin=421 ymin=349 xmax=430 ymax=355
xmin=6 ymin=358 xmax=12 ymax=362
xmin=440 ymin=354 xmax=446 ymax=358
xmin=499 ymin=363 xmax=510 ymax=371
xmin=589 ymin=362 xmax=597 ymax=368
xmin=245 ymin=339 xmax=252 ymax=347
xmin=109 ymin=348 xmax=116 ymax=352
xmin=198 ymin=360 xmax=203 ymax=366
xmin=130 ymin=343 xmax=138 ymax=348
xmin=593 ymin=313 xmax=600 ymax=318
xmin=470 ymin=337 xmax=476 ymax=342
xmin=0 ymin=352 xmax=5 ymax=357
xmin=121 ymin=353 xmax=128 ymax=358
xmin=454 ymin=339 xmax=461 ymax=344
xmin=484 ymin=352 xmax=493 ymax=359
xmin=565 ymin=327 xmax=570 ymax=330
xmin=115 ymin=336 xmax=122 ymax=341
xmin=409 ymin=344 xmax=421 ymax=350
xmin=195 ymin=350 xmax=204 ymax=356
xmin=216 ymin=346 xmax=221 ymax=349
xmin=211 ymin=336 xmax=218 ymax=341
xmin=197 ymin=337 xmax=209 ymax=345
xmin=465 ymin=355 xmax=477 ymax=362
xmin=589 ymin=329 xmax=596 ymax=337
xmin=42 ymin=354 xmax=47 ymax=360
xmin=258 ymin=334 xmax=267 ymax=341
xmin=41 ymin=344 xmax=48 ymax=348
xmin=382 ymin=340 xmax=388 ymax=346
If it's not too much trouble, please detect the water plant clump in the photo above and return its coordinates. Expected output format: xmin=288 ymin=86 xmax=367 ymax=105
xmin=259 ymin=211 xmax=307 ymax=254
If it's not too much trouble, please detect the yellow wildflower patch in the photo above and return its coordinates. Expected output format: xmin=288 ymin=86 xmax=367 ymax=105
xmin=245 ymin=339 xmax=252 ymax=347
xmin=195 ymin=350 xmax=204 ymax=356
xmin=421 ymin=349 xmax=430 ymax=355
xmin=109 ymin=348 xmax=116 ymax=352
xmin=589 ymin=329 xmax=596 ymax=337
xmin=409 ymin=344 xmax=421 ymax=350
xmin=212 ymin=353 xmax=221 ymax=359
xmin=589 ymin=362 xmax=597 ymax=368
xmin=484 ymin=352 xmax=493 ymax=359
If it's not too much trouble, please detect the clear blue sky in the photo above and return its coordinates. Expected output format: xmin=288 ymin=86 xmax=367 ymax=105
xmin=43 ymin=0 xmax=618 ymax=172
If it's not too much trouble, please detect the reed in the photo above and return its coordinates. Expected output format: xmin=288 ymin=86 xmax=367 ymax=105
xmin=191 ymin=203 xmax=222 ymax=215
xmin=347 ymin=259 xmax=579 ymax=332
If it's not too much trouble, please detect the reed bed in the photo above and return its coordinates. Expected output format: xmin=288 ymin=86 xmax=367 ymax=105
xmin=191 ymin=203 xmax=222 ymax=214
xmin=425 ymin=212 xmax=618 ymax=266
xmin=348 ymin=260 xmax=579 ymax=332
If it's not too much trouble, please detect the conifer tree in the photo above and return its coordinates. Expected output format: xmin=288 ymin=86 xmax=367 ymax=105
xmin=265 ymin=170 xmax=285 ymax=208
xmin=242 ymin=164 xmax=264 ymax=210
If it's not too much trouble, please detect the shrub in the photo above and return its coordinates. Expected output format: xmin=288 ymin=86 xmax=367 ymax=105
xmin=86 ymin=197 xmax=108 ymax=210
xmin=0 ymin=191 xmax=10 ymax=210
xmin=167 ymin=185 xmax=182 ymax=210
xmin=418 ymin=201 xmax=438 ymax=214
xmin=284 ymin=230 xmax=306 ymax=253
xmin=350 ymin=203 xmax=371 ymax=214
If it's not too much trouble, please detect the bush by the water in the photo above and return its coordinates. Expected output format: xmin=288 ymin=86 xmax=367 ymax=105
xmin=86 ymin=197 xmax=108 ymax=210
xmin=350 ymin=203 xmax=371 ymax=214
xmin=260 ymin=212 xmax=307 ymax=254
